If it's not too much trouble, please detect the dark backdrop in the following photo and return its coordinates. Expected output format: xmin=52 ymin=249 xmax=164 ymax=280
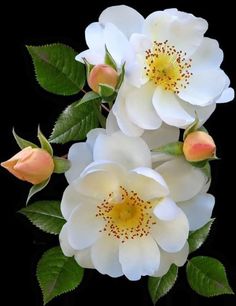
xmin=1 ymin=1 xmax=235 ymax=305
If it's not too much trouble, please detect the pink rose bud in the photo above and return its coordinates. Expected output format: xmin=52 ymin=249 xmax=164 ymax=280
xmin=1 ymin=147 xmax=54 ymax=184
xmin=88 ymin=64 xmax=119 ymax=93
xmin=183 ymin=131 xmax=216 ymax=162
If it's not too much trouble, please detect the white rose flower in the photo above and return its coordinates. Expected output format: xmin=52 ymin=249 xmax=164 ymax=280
xmin=60 ymin=161 xmax=190 ymax=280
xmin=65 ymin=114 xmax=180 ymax=183
xmin=62 ymin=119 xmax=215 ymax=279
xmin=76 ymin=5 xmax=234 ymax=134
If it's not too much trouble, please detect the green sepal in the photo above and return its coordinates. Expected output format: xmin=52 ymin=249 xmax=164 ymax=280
xmin=37 ymin=126 xmax=53 ymax=155
xmin=26 ymin=178 xmax=50 ymax=205
xmin=12 ymin=128 xmax=38 ymax=150
xmin=53 ymin=157 xmax=71 ymax=173
xmin=152 ymin=141 xmax=183 ymax=156
xmin=183 ymin=114 xmax=199 ymax=140
xmin=104 ymin=45 xmax=117 ymax=70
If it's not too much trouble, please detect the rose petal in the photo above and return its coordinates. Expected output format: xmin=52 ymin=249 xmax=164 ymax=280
xmin=156 ymin=157 xmax=207 ymax=202
xmin=91 ymin=236 xmax=123 ymax=277
xmin=119 ymin=236 xmax=160 ymax=280
xmin=178 ymin=193 xmax=215 ymax=230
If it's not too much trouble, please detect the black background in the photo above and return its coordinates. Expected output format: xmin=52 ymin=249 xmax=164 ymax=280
xmin=1 ymin=1 xmax=235 ymax=305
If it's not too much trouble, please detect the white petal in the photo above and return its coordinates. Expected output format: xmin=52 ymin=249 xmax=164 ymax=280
xmin=169 ymin=242 xmax=189 ymax=266
xmin=85 ymin=22 xmax=105 ymax=51
xmin=104 ymin=23 xmax=132 ymax=67
xmin=191 ymin=38 xmax=223 ymax=71
xmin=125 ymin=83 xmax=162 ymax=130
xmin=153 ymin=250 xmax=171 ymax=277
xmin=67 ymin=205 xmax=104 ymax=249
xmin=142 ymin=123 xmax=180 ymax=150
xmin=152 ymin=209 xmax=189 ymax=252
xmin=151 ymin=152 xmax=175 ymax=165
xmin=65 ymin=143 xmax=93 ymax=184
xmin=99 ymin=5 xmax=144 ymax=38
xmin=93 ymin=131 xmax=151 ymax=169
xmin=156 ymin=157 xmax=207 ymax=202
xmin=106 ymin=111 xmax=120 ymax=134
xmin=75 ymin=49 xmax=105 ymax=65
xmin=153 ymin=198 xmax=181 ymax=221
xmin=153 ymin=242 xmax=189 ymax=277
xmin=144 ymin=10 xmax=207 ymax=56
xmin=179 ymin=100 xmax=216 ymax=127
xmin=178 ymin=69 xmax=228 ymax=106
xmin=61 ymin=181 xmax=84 ymax=220
xmin=153 ymin=88 xmax=194 ymax=128
xmin=128 ymin=167 xmax=169 ymax=200
xmin=74 ymin=248 xmax=94 ymax=269
xmin=119 ymin=237 xmax=160 ymax=280
xmin=80 ymin=160 xmax=126 ymax=178
xmin=178 ymin=193 xmax=215 ymax=231
xmin=130 ymin=33 xmax=152 ymax=54
xmin=86 ymin=128 xmax=106 ymax=151
xmin=59 ymin=224 xmax=75 ymax=257
xmin=112 ymin=85 xmax=144 ymax=136
xmin=75 ymin=169 xmax=121 ymax=200
xmin=216 ymin=87 xmax=234 ymax=103
xmin=91 ymin=236 xmax=123 ymax=277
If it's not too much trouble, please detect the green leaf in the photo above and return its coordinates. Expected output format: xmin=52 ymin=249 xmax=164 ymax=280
xmin=186 ymin=256 xmax=234 ymax=297
xmin=26 ymin=44 xmax=85 ymax=95
xmin=50 ymin=100 xmax=99 ymax=144
xmin=19 ymin=200 xmax=65 ymax=234
xmin=53 ymin=157 xmax=71 ymax=174
xmin=79 ymin=91 xmax=101 ymax=105
xmin=148 ymin=265 xmax=178 ymax=304
xmin=12 ymin=128 xmax=38 ymax=149
xmin=26 ymin=178 xmax=50 ymax=204
xmin=37 ymin=126 xmax=53 ymax=155
xmin=98 ymin=83 xmax=115 ymax=97
xmin=37 ymin=247 xmax=84 ymax=304
xmin=104 ymin=45 xmax=117 ymax=70
xmin=152 ymin=141 xmax=183 ymax=156
xmin=188 ymin=219 xmax=215 ymax=253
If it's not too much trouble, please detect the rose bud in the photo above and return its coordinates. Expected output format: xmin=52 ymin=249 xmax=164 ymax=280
xmin=88 ymin=64 xmax=119 ymax=93
xmin=183 ymin=131 xmax=216 ymax=162
xmin=1 ymin=146 xmax=54 ymax=184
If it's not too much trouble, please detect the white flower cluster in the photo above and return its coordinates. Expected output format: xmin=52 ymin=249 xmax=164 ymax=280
xmin=59 ymin=5 xmax=233 ymax=281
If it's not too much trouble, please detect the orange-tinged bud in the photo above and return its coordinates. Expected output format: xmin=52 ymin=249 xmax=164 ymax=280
xmin=1 ymin=147 xmax=54 ymax=184
xmin=88 ymin=64 xmax=118 ymax=93
xmin=183 ymin=131 xmax=216 ymax=162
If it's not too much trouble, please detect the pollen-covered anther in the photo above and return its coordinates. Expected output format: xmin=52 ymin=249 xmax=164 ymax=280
xmin=97 ymin=186 xmax=156 ymax=242
xmin=144 ymin=40 xmax=192 ymax=93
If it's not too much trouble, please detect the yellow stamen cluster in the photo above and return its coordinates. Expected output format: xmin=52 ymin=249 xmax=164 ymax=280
xmin=96 ymin=186 xmax=156 ymax=243
xmin=144 ymin=40 xmax=192 ymax=93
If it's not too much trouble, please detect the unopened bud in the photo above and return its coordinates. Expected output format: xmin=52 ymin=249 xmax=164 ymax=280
xmin=88 ymin=64 xmax=118 ymax=93
xmin=183 ymin=131 xmax=216 ymax=162
xmin=1 ymin=147 xmax=54 ymax=184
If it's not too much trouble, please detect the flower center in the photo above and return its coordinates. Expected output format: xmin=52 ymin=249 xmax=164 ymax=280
xmin=144 ymin=40 xmax=192 ymax=93
xmin=97 ymin=186 xmax=157 ymax=243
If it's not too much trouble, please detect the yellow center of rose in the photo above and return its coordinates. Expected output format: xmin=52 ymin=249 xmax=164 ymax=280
xmin=144 ymin=40 xmax=192 ymax=93
xmin=97 ymin=186 xmax=156 ymax=243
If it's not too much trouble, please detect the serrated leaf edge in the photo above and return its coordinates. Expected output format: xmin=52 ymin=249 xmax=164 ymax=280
xmin=186 ymin=256 xmax=234 ymax=297
xmin=36 ymin=247 xmax=84 ymax=304
xmin=26 ymin=43 xmax=84 ymax=95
